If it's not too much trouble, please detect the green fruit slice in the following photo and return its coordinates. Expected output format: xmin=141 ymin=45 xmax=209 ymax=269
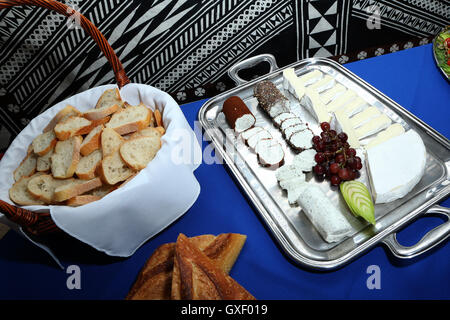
xmin=340 ymin=181 xmax=376 ymax=225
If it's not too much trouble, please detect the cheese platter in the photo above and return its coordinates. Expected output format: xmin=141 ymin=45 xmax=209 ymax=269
xmin=198 ymin=54 xmax=450 ymax=270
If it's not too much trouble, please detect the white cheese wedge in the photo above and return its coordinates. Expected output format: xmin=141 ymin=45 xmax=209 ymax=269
xmin=275 ymin=164 xmax=306 ymax=182
xmin=350 ymin=106 xmax=381 ymax=129
xmin=330 ymin=110 xmax=360 ymax=148
xmin=365 ymin=123 xmax=405 ymax=150
xmin=367 ymin=130 xmax=426 ymax=204
xmin=356 ymin=114 xmax=392 ymax=139
xmin=326 ymin=89 xmax=357 ymax=112
xmin=340 ymin=97 xmax=368 ymax=117
xmin=308 ymin=75 xmax=335 ymax=93
xmin=301 ymin=88 xmax=331 ymax=124
xmin=298 ymin=70 xmax=323 ymax=86
xmin=320 ymin=83 xmax=346 ymax=105
xmin=283 ymin=68 xmax=305 ymax=101
xmin=297 ymin=185 xmax=353 ymax=243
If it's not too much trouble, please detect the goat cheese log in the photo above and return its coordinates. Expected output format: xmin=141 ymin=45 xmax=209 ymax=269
xmin=254 ymin=81 xmax=290 ymax=118
xmin=222 ymin=96 xmax=256 ymax=133
xmin=255 ymin=139 xmax=285 ymax=168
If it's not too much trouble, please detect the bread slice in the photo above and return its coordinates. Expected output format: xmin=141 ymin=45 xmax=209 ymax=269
xmin=43 ymin=105 xmax=81 ymax=133
xmin=51 ymin=136 xmax=82 ymax=179
xmin=76 ymin=149 xmax=102 ymax=180
xmin=83 ymin=104 xmax=119 ymax=121
xmin=95 ymin=88 xmax=124 ymax=109
xmin=80 ymin=124 xmax=103 ymax=156
xmin=126 ymin=233 xmax=246 ymax=300
xmin=37 ymin=149 xmax=53 ymax=172
xmin=89 ymin=184 xmax=118 ymax=197
xmin=53 ymin=177 xmax=102 ymax=202
xmin=119 ymin=136 xmax=161 ymax=170
xmin=154 ymin=109 xmax=163 ymax=127
xmin=13 ymin=153 xmax=38 ymax=182
xmin=66 ymin=195 xmax=102 ymax=207
xmin=101 ymin=127 xmax=125 ymax=158
xmin=54 ymin=116 xmax=92 ymax=140
xmin=129 ymin=127 xmax=162 ymax=140
xmin=99 ymin=151 xmax=135 ymax=185
xmin=9 ymin=173 xmax=46 ymax=206
xmin=171 ymin=234 xmax=255 ymax=300
xmin=32 ymin=130 xmax=57 ymax=156
xmin=106 ymin=104 xmax=151 ymax=135
xmin=27 ymin=174 xmax=74 ymax=204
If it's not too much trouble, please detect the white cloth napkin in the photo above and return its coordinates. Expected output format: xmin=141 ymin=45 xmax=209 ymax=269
xmin=0 ymin=84 xmax=202 ymax=258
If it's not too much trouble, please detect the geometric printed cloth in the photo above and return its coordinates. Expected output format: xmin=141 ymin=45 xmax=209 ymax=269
xmin=0 ymin=0 xmax=449 ymax=153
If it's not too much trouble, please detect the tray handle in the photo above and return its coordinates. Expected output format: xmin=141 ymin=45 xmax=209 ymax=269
xmin=0 ymin=0 xmax=130 ymax=88
xmin=228 ymin=54 xmax=278 ymax=86
xmin=382 ymin=205 xmax=450 ymax=259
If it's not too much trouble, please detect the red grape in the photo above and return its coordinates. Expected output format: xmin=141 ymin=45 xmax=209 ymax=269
xmin=312 ymin=136 xmax=321 ymax=145
xmin=338 ymin=132 xmax=348 ymax=142
xmin=335 ymin=153 xmax=345 ymax=164
xmin=330 ymin=163 xmax=340 ymax=174
xmin=320 ymin=122 xmax=330 ymax=131
xmin=330 ymin=175 xmax=341 ymax=186
xmin=346 ymin=148 xmax=357 ymax=157
xmin=314 ymin=164 xmax=325 ymax=176
xmin=315 ymin=152 xmax=325 ymax=164
xmin=338 ymin=168 xmax=350 ymax=181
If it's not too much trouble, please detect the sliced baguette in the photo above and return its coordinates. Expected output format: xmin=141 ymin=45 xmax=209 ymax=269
xmin=106 ymin=104 xmax=151 ymax=135
xmin=120 ymin=136 xmax=161 ymax=170
xmin=154 ymin=109 xmax=163 ymax=127
xmin=89 ymin=184 xmax=118 ymax=197
xmin=129 ymin=127 xmax=162 ymax=140
xmin=76 ymin=149 xmax=103 ymax=180
xmin=9 ymin=173 xmax=46 ymax=206
xmin=13 ymin=153 xmax=37 ymax=182
xmin=54 ymin=116 xmax=92 ymax=141
xmin=95 ymin=88 xmax=124 ymax=109
xmin=37 ymin=149 xmax=53 ymax=172
xmin=66 ymin=195 xmax=102 ymax=207
xmin=53 ymin=177 xmax=102 ymax=202
xmin=99 ymin=151 xmax=135 ymax=185
xmin=32 ymin=130 xmax=57 ymax=156
xmin=83 ymin=104 xmax=119 ymax=121
xmin=51 ymin=136 xmax=82 ymax=179
xmin=43 ymin=105 xmax=81 ymax=133
xmin=27 ymin=174 xmax=74 ymax=204
xmin=101 ymin=127 xmax=124 ymax=158
xmin=80 ymin=124 xmax=104 ymax=156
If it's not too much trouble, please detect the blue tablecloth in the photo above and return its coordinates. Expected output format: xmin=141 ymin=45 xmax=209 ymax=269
xmin=0 ymin=44 xmax=448 ymax=300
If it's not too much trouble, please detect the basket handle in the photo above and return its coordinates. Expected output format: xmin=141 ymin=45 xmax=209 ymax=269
xmin=0 ymin=0 xmax=130 ymax=88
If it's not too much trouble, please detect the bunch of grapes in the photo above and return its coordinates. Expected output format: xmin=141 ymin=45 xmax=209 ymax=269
xmin=312 ymin=122 xmax=363 ymax=186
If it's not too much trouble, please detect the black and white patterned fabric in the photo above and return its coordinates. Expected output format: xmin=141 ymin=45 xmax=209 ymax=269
xmin=0 ymin=0 xmax=448 ymax=152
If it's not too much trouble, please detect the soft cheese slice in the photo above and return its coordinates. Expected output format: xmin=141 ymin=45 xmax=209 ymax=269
xmin=367 ymin=130 xmax=426 ymax=204
xmin=283 ymin=68 xmax=305 ymax=101
xmin=301 ymin=88 xmax=331 ymax=124
xmin=298 ymin=70 xmax=322 ymax=86
xmin=308 ymin=75 xmax=335 ymax=93
xmin=356 ymin=114 xmax=392 ymax=139
xmin=350 ymin=106 xmax=381 ymax=129
xmin=365 ymin=123 xmax=405 ymax=150
xmin=340 ymin=97 xmax=368 ymax=117
xmin=326 ymin=89 xmax=357 ymax=112
xmin=320 ymin=83 xmax=346 ymax=105
xmin=330 ymin=110 xmax=360 ymax=148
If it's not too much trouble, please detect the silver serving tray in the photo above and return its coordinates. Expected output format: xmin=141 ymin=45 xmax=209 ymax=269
xmin=198 ymin=54 xmax=450 ymax=270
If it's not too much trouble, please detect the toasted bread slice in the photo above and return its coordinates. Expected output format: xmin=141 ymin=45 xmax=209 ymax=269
xmin=154 ymin=109 xmax=163 ymax=127
xmin=129 ymin=127 xmax=162 ymax=140
xmin=106 ymin=104 xmax=151 ymax=135
xmin=83 ymin=104 xmax=119 ymax=121
xmin=9 ymin=173 xmax=46 ymax=206
xmin=27 ymin=174 xmax=74 ymax=204
xmin=89 ymin=184 xmax=118 ymax=197
xmin=53 ymin=177 xmax=102 ymax=202
xmin=76 ymin=149 xmax=102 ymax=180
xmin=51 ymin=136 xmax=82 ymax=179
xmin=99 ymin=151 xmax=135 ymax=185
xmin=171 ymin=234 xmax=255 ymax=300
xmin=101 ymin=127 xmax=124 ymax=158
xmin=127 ymin=234 xmax=246 ymax=300
xmin=80 ymin=124 xmax=103 ymax=156
xmin=95 ymin=88 xmax=124 ymax=109
xmin=36 ymin=149 xmax=53 ymax=172
xmin=54 ymin=116 xmax=92 ymax=141
xmin=43 ymin=105 xmax=81 ymax=133
xmin=66 ymin=195 xmax=102 ymax=207
xmin=32 ymin=130 xmax=57 ymax=156
xmin=13 ymin=153 xmax=38 ymax=182
xmin=119 ymin=136 xmax=161 ymax=170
